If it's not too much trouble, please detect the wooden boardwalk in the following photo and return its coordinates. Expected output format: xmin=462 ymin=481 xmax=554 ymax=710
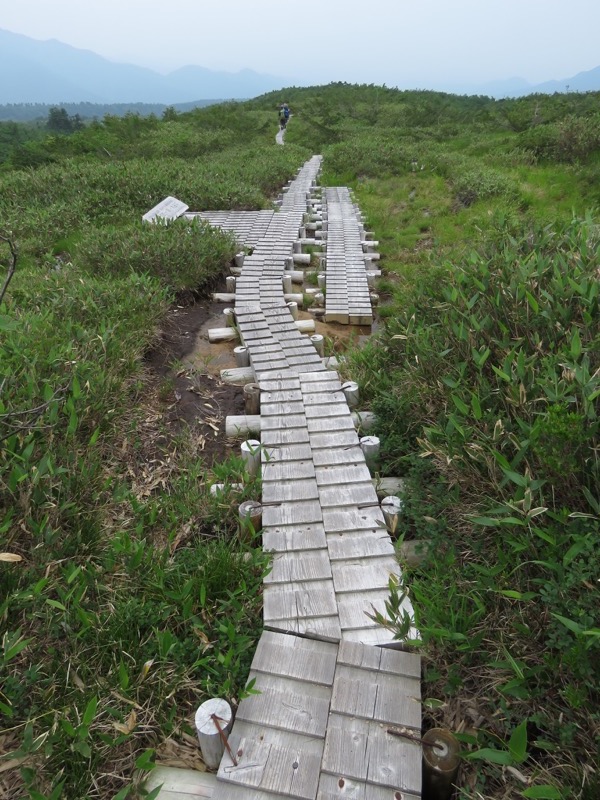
xmin=151 ymin=158 xmax=421 ymax=800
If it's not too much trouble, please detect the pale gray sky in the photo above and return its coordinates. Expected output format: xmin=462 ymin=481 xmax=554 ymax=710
xmin=2 ymin=0 xmax=599 ymax=89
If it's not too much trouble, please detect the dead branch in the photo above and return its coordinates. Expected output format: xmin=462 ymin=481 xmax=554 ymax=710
xmin=0 ymin=232 xmax=17 ymax=307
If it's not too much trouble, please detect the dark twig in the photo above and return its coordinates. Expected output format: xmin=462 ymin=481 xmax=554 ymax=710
xmin=211 ymin=713 xmax=237 ymax=766
xmin=0 ymin=233 xmax=17 ymax=307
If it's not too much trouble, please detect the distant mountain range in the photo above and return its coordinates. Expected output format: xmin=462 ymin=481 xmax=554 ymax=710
xmin=453 ymin=65 xmax=600 ymax=98
xmin=2 ymin=27 xmax=600 ymax=107
xmin=0 ymin=28 xmax=287 ymax=104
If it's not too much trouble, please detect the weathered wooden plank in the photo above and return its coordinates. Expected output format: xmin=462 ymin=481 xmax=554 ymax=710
xmin=260 ymin=389 xmax=303 ymax=403
xmin=336 ymin=590 xmax=391 ymax=632
xmin=251 ymin=630 xmax=338 ymax=685
xmin=321 ymin=715 xmax=421 ymax=794
xmin=263 ymin=579 xmax=337 ymax=621
xmin=303 ymin=403 xmax=351 ymax=419
xmin=261 ymin=401 xmax=306 ymax=416
xmin=262 ymin=459 xmax=315 ymax=482
xmin=326 ymin=531 xmax=395 ymax=561
xmin=266 ymin=614 xmax=342 ymax=643
xmin=260 ymin=428 xmax=310 ymax=446
xmin=218 ymin=721 xmax=324 ymax=799
xmin=260 ymin=413 xmax=307 ymax=431
xmin=302 ymin=391 xmax=346 ymax=405
xmin=315 ymin=464 xmax=373 ymax=486
xmin=258 ymin=377 xmax=301 ymax=391
xmin=317 ymin=773 xmax=421 ymax=800
xmin=266 ymin=549 xmax=332 ymax=584
xmin=330 ymin=558 xmax=399 ymax=593
xmin=330 ymin=665 xmax=421 ymax=728
xmin=312 ymin=446 xmax=365 ymax=467
xmin=145 ymin=766 xmax=215 ymax=799
xmin=263 ymin=523 xmax=327 ymax=553
xmin=261 ymin=443 xmax=314 ymax=462
xmin=262 ymin=499 xmax=323 ymax=527
xmin=307 ymin=416 xmax=355 ymax=434
xmin=236 ymin=673 xmax=332 ymax=736
xmin=337 ymin=640 xmax=421 ymax=678
xmin=318 ymin=482 xmax=379 ymax=508
xmin=322 ymin=507 xmax=386 ymax=533
xmin=309 ymin=430 xmax=360 ymax=449
xmin=262 ymin=479 xmax=319 ymax=503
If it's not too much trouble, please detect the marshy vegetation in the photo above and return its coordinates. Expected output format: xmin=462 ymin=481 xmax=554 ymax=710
xmin=1 ymin=85 xmax=598 ymax=798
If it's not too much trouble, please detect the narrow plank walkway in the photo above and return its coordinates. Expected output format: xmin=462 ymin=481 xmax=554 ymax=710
xmin=151 ymin=158 xmax=421 ymax=800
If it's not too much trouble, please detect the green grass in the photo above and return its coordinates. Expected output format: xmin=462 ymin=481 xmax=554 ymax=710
xmin=2 ymin=83 xmax=600 ymax=799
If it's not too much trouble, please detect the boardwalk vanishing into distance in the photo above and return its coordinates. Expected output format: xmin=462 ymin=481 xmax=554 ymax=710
xmin=150 ymin=157 xmax=422 ymax=800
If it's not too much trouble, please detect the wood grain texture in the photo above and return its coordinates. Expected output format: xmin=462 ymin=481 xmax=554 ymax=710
xmin=315 ymin=464 xmax=373 ymax=486
xmin=265 ymin=615 xmax=342 ymax=643
xmin=330 ymin=665 xmax=421 ymax=728
xmin=251 ymin=630 xmax=338 ymax=685
xmin=337 ymin=640 xmax=421 ymax=678
xmin=264 ymin=579 xmax=337 ymax=621
xmin=265 ymin=549 xmax=332 ymax=584
xmin=326 ymin=531 xmax=395 ymax=561
xmin=317 ymin=774 xmax=420 ymax=800
xmin=262 ymin=499 xmax=323 ymax=527
xmin=218 ymin=721 xmax=324 ymax=799
xmin=321 ymin=715 xmax=421 ymax=794
xmin=236 ymin=673 xmax=332 ymax=736
xmin=318 ymin=482 xmax=379 ymax=508
xmin=262 ymin=479 xmax=319 ymax=504
xmin=145 ymin=766 xmax=216 ymax=799
xmin=330 ymin=558 xmax=399 ymax=593
xmin=263 ymin=523 xmax=327 ymax=553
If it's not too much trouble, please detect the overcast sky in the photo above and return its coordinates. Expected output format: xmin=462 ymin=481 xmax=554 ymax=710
xmin=3 ymin=0 xmax=599 ymax=90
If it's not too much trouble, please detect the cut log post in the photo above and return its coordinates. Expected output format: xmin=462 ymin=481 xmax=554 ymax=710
xmin=287 ymin=301 xmax=298 ymax=320
xmin=240 ymin=439 xmax=262 ymax=477
xmin=422 ymin=728 xmax=461 ymax=800
xmin=234 ymin=252 xmax=245 ymax=268
xmin=314 ymin=292 xmax=325 ymax=307
xmin=212 ymin=292 xmax=237 ymax=303
xmin=317 ymin=274 xmax=326 ymax=289
xmin=370 ymin=292 xmax=380 ymax=307
xmin=223 ymin=308 xmax=236 ymax=328
xmin=360 ymin=435 xmax=380 ymax=468
xmin=226 ymin=415 xmax=261 ymax=438
xmin=373 ymin=476 xmax=405 ymax=499
xmin=195 ymin=698 xmax=233 ymax=770
xmin=208 ymin=327 xmax=239 ymax=343
xmin=282 ymin=274 xmax=293 ymax=294
xmin=366 ymin=272 xmax=378 ymax=288
xmin=380 ymin=495 xmax=403 ymax=536
xmin=399 ymin=539 xmax=430 ymax=567
xmin=310 ymin=334 xmax=325 ymax=357
xmin=234 ymin=346 xmax=250 ymax=367
xmin=352 ymin=410 xmax=377 ymax=432
xmin=293 ymin=254 xmax=311 ymax=266
xmin=295 ymin=319 xmax=316 ymax=334
xmin=238 ymin=500 xmax=263 ymax=540
xmin=284 ymin=292 xmax=304 ymax=305
xmin=243 ymin=383 xmax=261 ymax=415
xmin=342 ymin=381 xmax=359 ymax=409
xmin=229 ymin=267 xmax=242 ymax=276
xmin=293 ymin=241 xmax=302 ymax=254
xmin=285 ymin=269 xmax=304 ymax=284
xmin=226 ymin=275 xmax=236 ymax=292
xmin=220 ymin=366 xmax=254 ymax=385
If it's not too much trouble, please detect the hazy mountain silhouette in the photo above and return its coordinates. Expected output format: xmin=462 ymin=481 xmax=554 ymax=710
xmin=0 ymin=28 xmax=287 ymax=103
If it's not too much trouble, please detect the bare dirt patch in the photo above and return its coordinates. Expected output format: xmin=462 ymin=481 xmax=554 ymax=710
xmin=145 ymin=296 xmax=244 ymax=467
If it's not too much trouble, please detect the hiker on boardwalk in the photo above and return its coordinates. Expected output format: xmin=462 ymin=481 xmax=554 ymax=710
xmin=278 ymin=103 xmax=290 ymax=129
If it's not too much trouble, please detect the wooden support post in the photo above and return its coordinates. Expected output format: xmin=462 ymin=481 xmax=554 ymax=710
xmin=282 ymin=274 xmax=293 ymax=294
xmin=240 ymin=439 xmax=261 ymax=477
xmin=238 ymin=500 xmax=263 ymax=540
xmin=226 ymin=415 xmax=261 ymax=438
xmin=243 ymin=383 xmax=261 ymax=415
xmin=317 ymin=273 xmax=326 ymax=289
xmin=226 ymin=275 xmax=236 ymax=292
xmin=223 ymin=308 xmax=236 ymax=327
xmin=287 ymin=301 xmax=298 ymax=320
xmin=234 ymin=346 xmax=250 ymax=367
xmin=234 ymin=252 xmax=245 ymax=267
xmin=380 ymin=495 xmax=402 ymax=536
xmin=360 ymin=435 xmax=380 ymax=469
xmin=310 ymin=334 xmax=325 ymax=357
xmin=422 ymin=728 xmax=461 ymax=800
xmin=352 ymin=410 xmax=377 ymax=432
xmin=208 ymin=327 xmax=239 ymax=343
xmin=342 ymin=381 xmax=359 ymax=409
xmin=194 ymin=698 xmax=233 ymax=770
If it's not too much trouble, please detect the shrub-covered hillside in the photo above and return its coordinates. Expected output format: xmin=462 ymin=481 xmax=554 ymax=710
xmin=1 ymin=85 xmax=598 ymax=799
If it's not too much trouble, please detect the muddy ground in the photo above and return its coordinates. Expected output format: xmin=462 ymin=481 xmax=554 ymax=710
xmin=145 ymin=290 xmax=374 ymax=468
